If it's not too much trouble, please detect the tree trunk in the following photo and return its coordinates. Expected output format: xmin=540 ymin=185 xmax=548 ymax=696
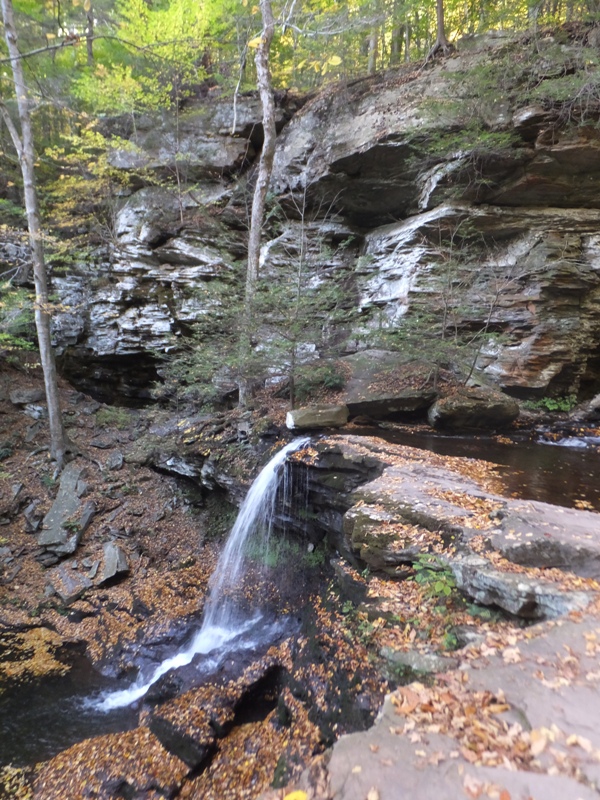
xmin=86 ymin=2 xmax=94 ymax=66
xmin=1 ymin=0 xmax=69 ymax=467
xmin=367 ymin=27 xmax=378 ymax=74
xmin=390 ymin=25 xmax=404 ymax=65
xmin=428 ymin=0 xmax=452 ymax=58
xmin=240 ymin=0 xmax=276 ymax=406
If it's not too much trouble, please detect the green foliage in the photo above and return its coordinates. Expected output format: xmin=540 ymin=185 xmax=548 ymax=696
xmin=412 ymin=554 xmax=457 ymax=601
xmin=43 ymin=124 xmax=143 ymax=243
xmin=523 ymin=394 xmax=577 ymax=412
xmin=340 ymin=598 xmax=377 ymax=644
xmin=247 ymin=536 xmax=326 ymax=569
xmin=442 ymin=629 xmax=460 ymax=651
xmin=466 ymin=602 xmax=503 ymax=622
xmin=304 ymin=543 xmax=327 ymax=568
xmin=96 ymin=406 xmax=131 ymax=429
xmin=0 ymin=200 xmax=25 ymax=226
xmin=0 ymin=284 xmax=35 ymax=352
xmin=294 ymin=362 xmax=346 ymax=403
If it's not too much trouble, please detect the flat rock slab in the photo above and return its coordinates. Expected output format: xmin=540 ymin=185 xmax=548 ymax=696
xmin=149 ymin=658 xmax=288 ymax=768
xmin=327 ymin=715 xmax=599 ymax=800
xmin=328 ymin=436 xmax=600 ymax=618
xmin=319 ymin=615 xmax=600 ymax=800
xmin=286 ymin=436 xmax=600 ymax=800
xmin=9 ymin=388 xmax=46 ymax=405
xmin=428 ymin=386 xmax=519 ymax=431
xmin=493 ymin=500 xmax=600 ymax=577
xmin=38 ymin=462 xmax=85 ymax=552
xmin=450 ymin=553 xmax=593 ymax=619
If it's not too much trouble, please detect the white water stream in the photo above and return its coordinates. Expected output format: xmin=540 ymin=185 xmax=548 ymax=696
xmin=95 ymin=438 xmax=310 ymax=711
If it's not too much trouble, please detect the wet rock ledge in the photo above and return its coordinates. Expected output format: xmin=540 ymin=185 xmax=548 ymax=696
xmin=261 ymin=435 xmax=600 ymax=800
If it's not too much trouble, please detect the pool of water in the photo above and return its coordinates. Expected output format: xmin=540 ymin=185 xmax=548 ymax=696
xmin=0 ymin=654 xmax=139 ymax=767
xmin=370 ymin=426 xmax=600 ymax=512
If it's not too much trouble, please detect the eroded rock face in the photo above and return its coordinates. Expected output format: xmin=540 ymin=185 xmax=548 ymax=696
xmin=45 ymin=38 xmax=600 ymax=401
xmin=269 ymin=39 xmax=600 ymax=398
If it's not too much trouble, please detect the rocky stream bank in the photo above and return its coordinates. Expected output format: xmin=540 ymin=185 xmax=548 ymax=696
xmin=2 ymin=363 xmax=600 ymax=799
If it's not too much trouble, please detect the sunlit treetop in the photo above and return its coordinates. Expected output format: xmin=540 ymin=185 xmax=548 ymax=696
xmin=2 ymin=0 xmax=599 ymax=114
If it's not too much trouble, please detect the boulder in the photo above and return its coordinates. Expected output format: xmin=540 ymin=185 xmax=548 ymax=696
xmin=9 ymin=388 xmax=46 ymax=405
xmin=106 ymin=451 xmax=124 ymax=471
xmin=286 ymin=405 xmax=349 ymax=429
xmin=149 ymin=686 xmax=233 ymax=768
xmin=427 ymin=386 xmax=519 ymax=431
xmin=37 ymin=462 xmax=86 ymax=556
xmin=100 ymin=542 xmax=129 ymax=584
xmin=379 ymin=647 xmax=459 ymax=675
xmin=343 ymin=504 xmax=424 ymax=575
xmin=149 ymin=660 xmax=287 ymax=768
xmin=340 ymin=351 xmax=437 ymax=419
xmin=47 ymin=563 xmax=93 ymax=604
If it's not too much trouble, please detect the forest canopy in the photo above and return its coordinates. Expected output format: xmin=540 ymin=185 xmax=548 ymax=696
xmin=2 ymin=0 xmax=600 ymax=117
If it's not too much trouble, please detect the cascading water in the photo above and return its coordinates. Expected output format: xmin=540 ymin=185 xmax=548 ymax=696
xmin=95 ymin=437 xmax=310 ymax=711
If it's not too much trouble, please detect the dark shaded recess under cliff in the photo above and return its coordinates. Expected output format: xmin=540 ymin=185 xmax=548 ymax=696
xmin=59 ymin=352 xmax=161 ymax=406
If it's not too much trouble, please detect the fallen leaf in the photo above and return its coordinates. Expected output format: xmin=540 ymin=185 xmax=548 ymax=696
xmin=352 ymin=765 xmax=362 ymax=774
xmin=393 ymin=687 xmax=421 ymax=714
xmin=463 ymin=773 xmax=483 ymax=798
xmin=566 ymin=734 xmax=593 ymax=753
xmin=502 ymin=647 xmax=522 ymax=664
xmin=461 ymin=746 xmax=479 ymax=764
xmin=283 ymin=793 xmax=307 ymax=800
xmin=367 ymin=789 xmax=380 ymax=800
xmin=530 ymin=729 xmax=548 ymax=757
xmin=428 ymin=751 xmax=446 ymax=765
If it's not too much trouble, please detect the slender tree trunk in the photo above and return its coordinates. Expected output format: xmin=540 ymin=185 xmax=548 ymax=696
xmin=1 ymin=0 xmax=69 ymax=466
xmin=86 ymin=2 xmax=94 ymax=66
xmin=390 ymin=25 xmax=404 ymax=65
xmin=390 ymin=0 xmax=402 ymax=66
xmin=367 ymin=27 xmax=378 ymax=74
xmin=428 ymin=0 xmax=452 ymax=58
xmin=436 ymin=0 xmax=448 ymax=46
xmin=240 ymin=0 xmax=276 ymax=406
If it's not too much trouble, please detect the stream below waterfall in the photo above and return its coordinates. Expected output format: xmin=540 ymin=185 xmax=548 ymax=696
xmin=2 ymin=429 xmax=600 ymax=768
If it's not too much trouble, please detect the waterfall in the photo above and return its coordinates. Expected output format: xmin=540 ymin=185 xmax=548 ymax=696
xmin=95 ymin=437 xmax=310 ymax=711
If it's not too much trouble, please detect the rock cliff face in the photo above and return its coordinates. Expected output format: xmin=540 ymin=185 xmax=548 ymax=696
xmin=48 ymin=34 xmax=600 ymax=401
